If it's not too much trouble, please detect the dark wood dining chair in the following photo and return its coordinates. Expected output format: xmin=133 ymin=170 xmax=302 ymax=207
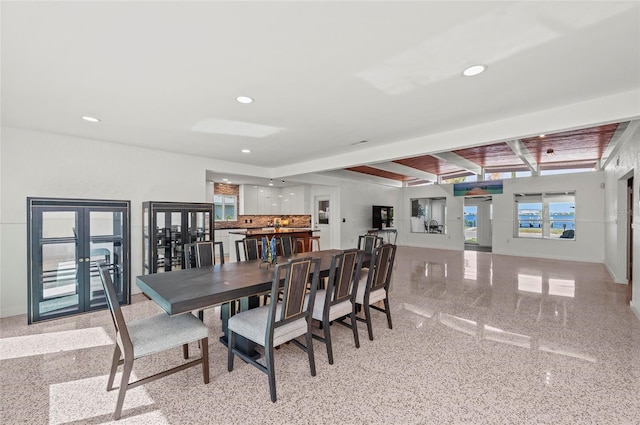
xmin=235 ymin=238 xmax=260 ymax=262
xmin=308 ymin=248 xmax=363 ymax=364
xmin=227 ymin=257 xmax=321 ymax=402
xmin=96 ymin=260 xmax=209 ymax=420
xmin=195 ymin=241 xmax=224 ymax=267
xmin=355 ymin=243 xmax=397 ymax=341
xmin=278 ymin=235 xmax=297 ymax=256
xmin=188 ymin=241 xmax=225 ymax=321
xmin=358 ymin=234 xmax=383 ymax=255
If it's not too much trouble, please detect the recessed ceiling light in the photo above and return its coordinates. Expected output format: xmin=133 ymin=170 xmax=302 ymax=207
xmin=539 ymin=134 xmax=546 ymax=138
xmin=222 ymin=178 xmax=228 ymax=182
xmin=241 ymin=149 xmax=251 ymax=153
xmin=82 ymin=116 xmax=100 ymax=123
xmin=462 ymin=64 xmax=487 ymax=77
xmin=236 ymin=96 xmax=254 ymax=104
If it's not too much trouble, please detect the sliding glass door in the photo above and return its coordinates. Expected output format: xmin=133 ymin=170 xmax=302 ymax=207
xmin=28 ymin=198 xmax=130 ymax=323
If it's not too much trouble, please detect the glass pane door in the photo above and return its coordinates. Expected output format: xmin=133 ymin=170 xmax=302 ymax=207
xmin=155 ymin=210 xmax=184 ymax=272
xmin=88 ymin=210 xmax=126 ymax=309
xmin=464 ymin=205 xmax=478 ymax=243
xmin=36 ymin=210 xmax=81 ymax=320
xmin=28 ymin=198 xmax=130 ymax=323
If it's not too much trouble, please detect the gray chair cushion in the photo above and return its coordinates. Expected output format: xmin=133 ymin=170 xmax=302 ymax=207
xmin=127 ymin=313 xmax=209 ymax=359
xmin=355 ymin=275 xmax=386 ymax=305
xmin=228 ymin=304 xmax=307 ymax=347
xmin=305 ymin=290 xmax=353 ymax=321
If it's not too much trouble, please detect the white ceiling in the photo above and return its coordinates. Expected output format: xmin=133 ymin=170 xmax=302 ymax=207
xmin=2 ymin=1 xmax=640 ymax=185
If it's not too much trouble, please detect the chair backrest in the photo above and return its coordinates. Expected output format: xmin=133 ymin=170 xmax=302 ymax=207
xmin=326 ymin=248 xmax=363 ymax=307
xmin=268 ymin=257 xmax=320 ymax=332
xmin=358 ymin=234 xmax=383 ymax=255
xmin=184 ymin=243 xmax=195 ymax=269
xmin=279 ymin=235 xmax=296 ymax=256
xmin=244 ymin=238 xmax=260 ymax=261
xmin=234 ymin=238 xmax=259 ymax=262
xmin=365 ymin=244 xmax=397 ymax=292
xmin=96 ymin=260 xmax=133 ymax=357
xmin=195 ymin=241 xmax=215 ymax=267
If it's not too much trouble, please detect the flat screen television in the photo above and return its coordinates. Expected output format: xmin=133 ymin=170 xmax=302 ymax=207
xmin=372 ymin=205 xmax=394 ymax=229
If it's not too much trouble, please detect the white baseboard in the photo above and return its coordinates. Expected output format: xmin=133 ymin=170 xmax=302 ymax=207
xmin=0 ymin=305 xmax=27 ymax=319
xmin=631 ymin=301 xmax=640 ymax=322
xmin=605 ymin=262 xmax=628 ymax=284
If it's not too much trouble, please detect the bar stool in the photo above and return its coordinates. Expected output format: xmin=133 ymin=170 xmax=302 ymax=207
xmin=308 ymin=236 xmax=321 ymax=252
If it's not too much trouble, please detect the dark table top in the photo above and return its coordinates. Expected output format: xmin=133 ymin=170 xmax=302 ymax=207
xmin=136 ymin=249 xmax=341 ymax=315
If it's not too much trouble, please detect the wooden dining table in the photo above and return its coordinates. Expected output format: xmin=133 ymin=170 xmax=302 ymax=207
xmin=136 ymin=249 xmax=346 ymax=357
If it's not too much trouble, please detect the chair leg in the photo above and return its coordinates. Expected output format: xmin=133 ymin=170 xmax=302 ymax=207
xmin=383 ymin=298 xmax=393 ymax=329
xmin=349 ymin=309 xmax=360 ymax=349
xmin=227 ymin=331 xmax=235 ymax=372
xmin=107 ymin=345 xmax=121 ymax=391
xmin=364 ymin=303 xmax=374 ymax=341
xmin=305 ymin=324 xmax=316 ymax=377
xmin=113 ymin=357 xmax=133 ymax=420
xmin=183 ymin=343 xmax=189 ymax=359
xmin=323 ymin=318 xmax=334 ymax=365
xmin=200 ymin=337 xmax=210 ymax=384
xmin=265 ymin=343 xmax=277 ymax=402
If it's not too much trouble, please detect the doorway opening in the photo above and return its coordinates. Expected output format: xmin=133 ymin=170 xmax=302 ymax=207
xmin=464 ymin=197 xmax=493 ymax=252
xmin=314 ymin=195 xmax=332 ymax=249
xmin=627 ymin=176 xmax=634 ymax=291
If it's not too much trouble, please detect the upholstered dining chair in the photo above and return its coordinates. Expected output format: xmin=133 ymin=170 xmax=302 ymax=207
xmin=355 ymin=243 xmax=397 ymax=341
xmin=235 ymin=238 xmax=260 ymax=262
xmin=96 ymin=261 xmax=209 ymax=420
xmin=278 ymin=235 xmax=297 ymax=256
xmin=357 ymin=234 xmax=383 ymax=255
xmin=307 ymin=248 xmax=363 ymax=364
xmin=227 ymin=257 xmax=321 ymax=402
xmin=195 ymin=240 xmax=224 ymax=267
xmin=183 ymin=241 xmax=222 ymax=321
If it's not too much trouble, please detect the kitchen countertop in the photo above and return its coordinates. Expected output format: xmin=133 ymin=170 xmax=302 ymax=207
xmin=229 ymin=228 xmax=319 ymax=236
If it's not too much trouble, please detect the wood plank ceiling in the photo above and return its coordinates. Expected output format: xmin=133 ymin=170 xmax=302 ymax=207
xmin=345 ymin=123 xmax=622 ymax=183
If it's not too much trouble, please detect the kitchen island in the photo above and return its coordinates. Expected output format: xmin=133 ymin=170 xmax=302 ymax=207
xmin=228 ymin=228 xmax=320 ymax=261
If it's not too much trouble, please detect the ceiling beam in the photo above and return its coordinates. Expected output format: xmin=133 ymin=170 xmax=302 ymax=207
xmin=506 ymin=139 xmax=538 ymax=173
xmin=430 ymin=152 xmax=483 ymax=176
xmin=601 ymin=120 xmax=638 ymax=169
xmin=319 ymin=170 xmax=404 ymax=188
xmin=369 ymin=161 xmax=438 ymax=182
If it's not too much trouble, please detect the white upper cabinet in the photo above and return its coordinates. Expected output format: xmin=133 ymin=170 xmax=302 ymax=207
xmin=243 ymin=185 xmax=258 ymax=215
xmin=242 ymin=184 xmax=308 ymax=215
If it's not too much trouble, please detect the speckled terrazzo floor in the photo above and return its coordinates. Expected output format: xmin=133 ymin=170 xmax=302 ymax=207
xmin=1 ymin=246 xmax=639 ymax=424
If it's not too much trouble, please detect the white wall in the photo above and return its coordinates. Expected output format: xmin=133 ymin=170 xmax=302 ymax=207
xmin=603 ymin=123 xmax=640 ymax=318
xmin=338 ymin=182 xmax=401 ymax=249
xmin=492 ymin=171 xmax=605 ymax=263
xmin=402 ymin=184 xmax=463 ymax=251
xmin=0 ymin=127 xmax=230 ymax=317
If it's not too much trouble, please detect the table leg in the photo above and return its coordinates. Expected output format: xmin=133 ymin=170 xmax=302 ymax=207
xmin=219 ymin=295 xmax=261 ymax=359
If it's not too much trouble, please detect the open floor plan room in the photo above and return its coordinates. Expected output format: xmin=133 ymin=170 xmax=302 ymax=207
xmin=2 ymin=247 xmax=638 ymax=424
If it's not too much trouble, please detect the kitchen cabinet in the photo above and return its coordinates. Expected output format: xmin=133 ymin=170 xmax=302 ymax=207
xmin=242 ymin=185 xmax=258 ymax=215
xmin=243 ymin=184 xmax=308 ymax=215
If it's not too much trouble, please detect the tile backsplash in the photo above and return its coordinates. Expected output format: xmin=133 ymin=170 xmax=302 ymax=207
xmin=215 ymin=215 xmax=311 ymax=229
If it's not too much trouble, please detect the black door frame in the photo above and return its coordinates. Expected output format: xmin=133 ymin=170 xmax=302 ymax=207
xmin=27 ymin=197 xmax=131 ymax=324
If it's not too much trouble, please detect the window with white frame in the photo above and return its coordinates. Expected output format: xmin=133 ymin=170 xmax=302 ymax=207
xmin=214 ymin=195 xmax=237 ymax=221
xmin=514 ymin=192 xmax=575 ymax=240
